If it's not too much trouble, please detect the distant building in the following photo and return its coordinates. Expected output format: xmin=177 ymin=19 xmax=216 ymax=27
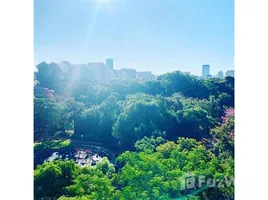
xmin=58 ymin=61 xmax=72 ymax=73
xmin=137 ymin=71 xmax=152 ymax=81
xmin=80 ymin=64 xmax=94 ymax=82
xmin=216 ymin=71 xmax=224 ymax=79
xmin=106 ymin=68 xmax=118 ymax=79
xmin=106 ymin=59 xmax=114 ymax=70
xmin=206 ymin=74 xmax=213 ymax=79
xmin=45 ymin=59 xmax=156 ymax=82
xmin=88 ymin=62 xmax=107 ymax=81
xmin=69 ymin=64 xmax=82 ymax=81
xmin=225 ymin=70 xmax=235 ymax=78
xmin=151 ymin=74 xmax=157 ymax=80
xmin=202 ymin=65 xmax=210 ymax=78
xmin=118 ymin=68 xmax=136 ymax=79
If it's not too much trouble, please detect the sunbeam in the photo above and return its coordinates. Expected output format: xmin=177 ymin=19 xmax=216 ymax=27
xmin=84 ymin=2 xmax=101 ymax=49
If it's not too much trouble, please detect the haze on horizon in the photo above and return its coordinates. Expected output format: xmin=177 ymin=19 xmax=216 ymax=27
xmin=34 ymin=0 xmax=234 ymax=76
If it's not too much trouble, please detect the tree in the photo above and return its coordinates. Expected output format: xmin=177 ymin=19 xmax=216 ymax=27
xmin=95 ymin=157 xmax=115 ymax=178
xmin=204 ymin=78 xmax=234 ymax=101
xmin=60 ymin=159 xmax=118 ymax=200
xmin=116 ymin=138 xmax=234 ymax=199
xmin=34 ymin=97 xmax=65 ymax=141
xmin=112 ymin=93 xmax=174 ymax=149
xmin=169 ymin=106 xmax=216 ymax=141
xmin=62 ymin=173 xmax=118 ymax=200
xmin=146 ymin=80 xmax=166 ymax=96
xmin=34 ymin=160 xmax=79 ymax=199
xmin=218 ymin=92 xmax=234 ymax=108
xmin=135 ymin=136 xmax=166 ymax=153
xmin=74 ymin=93 xmax=120 ymax=144
xmin=33 ymin=65 xmax=235 ymax=199
xmin=71 ymin=83 xmax=95 ymax=105
xmin=210 ymin=108 xmax=235 ymax=159
xmin=158 ymin=71 xmax=208 ymax=98
xmin=35 ymin=62 xmax=63 ymax=92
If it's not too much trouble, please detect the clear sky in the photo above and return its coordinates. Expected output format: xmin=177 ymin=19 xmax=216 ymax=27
xmin=34 ymin=0 xmax=234 ymax=75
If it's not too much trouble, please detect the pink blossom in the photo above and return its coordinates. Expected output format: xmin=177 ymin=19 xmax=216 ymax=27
xmin=221 ymin=108 xmax=234 ymax=123
xmin=228 ymin=132 xmax=235 ymax=139
xmin=225 ymin=108 xmax=234 ymax=117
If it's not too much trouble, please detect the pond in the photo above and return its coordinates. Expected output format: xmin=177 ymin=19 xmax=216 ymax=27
xmin=34 ymin=145 xmax=116 ymax=169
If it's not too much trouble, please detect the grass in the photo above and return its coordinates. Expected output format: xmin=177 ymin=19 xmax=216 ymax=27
xmin=34 ymin=139 xmax=71 ymax=150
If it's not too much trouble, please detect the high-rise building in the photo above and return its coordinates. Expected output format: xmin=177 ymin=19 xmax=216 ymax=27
xmin=216 ymin=71 xmax=224 ymax=79
xmin=202 ymin=65 xmax=210 ymax=77
xmin=106 ymin=59 xmax=114 ymax=69
xmin=118 ymin=68 xmax=136 ymax=79
xmin=88 ymin=62 xmax=107 ymax=81
xmin=137 ymin=71 xmax=152 ymax=81
xmin=106 ymin=68 xmax=117 ymax=79
xmin=225 ymin=70 xmax=234 ymax=78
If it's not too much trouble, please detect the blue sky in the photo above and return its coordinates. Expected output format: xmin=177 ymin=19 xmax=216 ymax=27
xmin=34 ymin=0 xmax=234 ymax=75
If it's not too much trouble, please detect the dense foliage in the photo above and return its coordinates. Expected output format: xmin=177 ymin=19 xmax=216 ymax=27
xmin=34 ymin=138 xmax=234 ymax=200
xmin=34 ymin=64 xmax=234 ymax=199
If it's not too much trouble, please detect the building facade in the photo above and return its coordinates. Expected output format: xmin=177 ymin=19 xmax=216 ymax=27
xmin=137 ymin=71 xmax=152 ymax=81
xmin=88 ymin=62 xmax=107 ymax=81
xmin=118 ymin=68 xmax=137 ymax=79
xmin=216 ymin=71 xmax=224 ymax=79
xmin=106 ymin=59 xmax=114 ymax=70
xmin=202 ymin=65 xmax=210 ymax=77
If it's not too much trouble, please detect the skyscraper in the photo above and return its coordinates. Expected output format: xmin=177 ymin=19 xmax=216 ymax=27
xmin=106 ymin=59 xmax=114 ymax=69
xmin=202 ymin=65 xmax=210 ymax=77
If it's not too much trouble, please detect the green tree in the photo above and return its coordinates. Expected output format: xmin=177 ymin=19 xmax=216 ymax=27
xmin=34 ymin=160 xmax=79 ymax=199
xmin=116 ymin=138 xmax=234 ymax=199
xmin=34 ymin=97 xmax=65 ymax=141
xmin=35 ymin=62 xmax=63 ymax=92
xmin=74 ymin=93 xmax=120 ymax=144
xmin=112 ymin=93 xmax=174 ymax=149
xmin=172 ymin=106 xmax=216 ymax=140
xmin=158 ymin=71 xmax=208 ymax=98
xmin=63 ymin=173 xmax=118 ymax=200
xmin=135 ymin=136 xmax=166 ymax=152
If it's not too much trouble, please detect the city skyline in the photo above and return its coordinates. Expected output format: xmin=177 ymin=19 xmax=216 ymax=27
xmin=35 ymin=59 xmax=233 ymax=77
xmin=35 ymin=0 xmax=234 ymax=75
xmin=36 ymin=58 xmax=234 ymax=79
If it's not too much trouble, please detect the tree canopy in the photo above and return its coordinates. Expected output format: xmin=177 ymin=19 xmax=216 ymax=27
xmin=34 ymin=67 xmax=234 ymax=199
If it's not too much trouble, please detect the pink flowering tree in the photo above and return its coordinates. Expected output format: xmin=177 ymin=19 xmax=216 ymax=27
xmin=34 ymin=87 xmax=55 ymax=99
xmin=44 ymin=88 xmax=55 ymax=99
xmin=210 ymin=107 xmax=234 ymax=159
